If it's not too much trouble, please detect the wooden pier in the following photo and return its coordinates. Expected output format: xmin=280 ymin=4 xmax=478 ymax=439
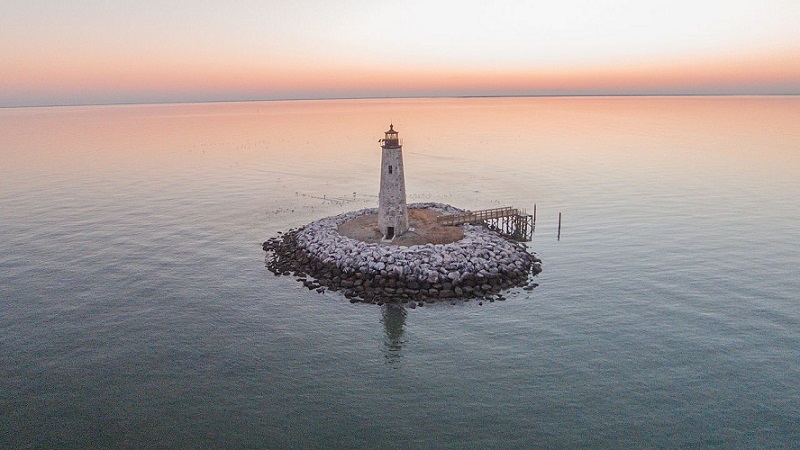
xmin=437 ymin=206 xmax=533 ymax=241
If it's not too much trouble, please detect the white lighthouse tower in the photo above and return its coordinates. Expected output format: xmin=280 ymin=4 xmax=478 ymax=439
xmin=378 ymin=124 xmax=409 ymax=240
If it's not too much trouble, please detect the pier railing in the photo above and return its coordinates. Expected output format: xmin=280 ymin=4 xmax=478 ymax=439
xmin=437 ymin=206 xmax=533 ymax=241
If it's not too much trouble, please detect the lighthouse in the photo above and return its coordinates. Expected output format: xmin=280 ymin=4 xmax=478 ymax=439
xmin=378 ymin=124 xmax=409 ymax=240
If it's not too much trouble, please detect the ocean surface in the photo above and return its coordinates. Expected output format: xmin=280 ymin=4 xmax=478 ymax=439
xmin=1 ymin=96 xmax=799 ymax=448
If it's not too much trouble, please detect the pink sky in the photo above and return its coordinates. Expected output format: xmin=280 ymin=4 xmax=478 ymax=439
xmin=2 ymin=0 xmax=798 ymax=106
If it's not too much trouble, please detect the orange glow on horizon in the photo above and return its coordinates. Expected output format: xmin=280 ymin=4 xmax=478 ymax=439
xmin=3 ymin=0 xmax=799 ymax=106
xmin=3 ymin=43 xmax=799 ymax=106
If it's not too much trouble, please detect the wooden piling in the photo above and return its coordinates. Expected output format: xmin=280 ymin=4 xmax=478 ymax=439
xmin=557 ymin=212 xmax=562 ymax=241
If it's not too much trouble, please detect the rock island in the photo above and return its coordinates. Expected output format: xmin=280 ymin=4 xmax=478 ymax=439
xmin=263 ymin=125 xmax=542 ymax=306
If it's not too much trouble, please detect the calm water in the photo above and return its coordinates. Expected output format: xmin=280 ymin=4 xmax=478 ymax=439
xmin=1 ymin=97 xmax=799 ymax=448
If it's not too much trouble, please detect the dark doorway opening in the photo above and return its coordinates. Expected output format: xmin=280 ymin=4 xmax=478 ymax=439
xmin=386 ymin=226 xmax=395 ymax=240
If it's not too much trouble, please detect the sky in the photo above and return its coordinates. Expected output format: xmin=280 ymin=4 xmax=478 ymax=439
xmin=1 ymin=0 xmax=799 ymax=107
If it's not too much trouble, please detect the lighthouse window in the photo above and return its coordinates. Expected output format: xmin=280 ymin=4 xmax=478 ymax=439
xmin=389 ymin=165 xmax=393 ymax=174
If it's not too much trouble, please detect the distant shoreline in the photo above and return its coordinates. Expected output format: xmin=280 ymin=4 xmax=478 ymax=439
xmin=2 ymin=93 xmax=798 ymax=110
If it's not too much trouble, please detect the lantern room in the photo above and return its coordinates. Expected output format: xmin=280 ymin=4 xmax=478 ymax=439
xmin=380 ymin=124 xmax=402 ymax=149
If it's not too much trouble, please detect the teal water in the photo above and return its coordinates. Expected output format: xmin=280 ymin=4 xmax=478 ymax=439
xmin=1 ymin=97 xmax=799 ymax=448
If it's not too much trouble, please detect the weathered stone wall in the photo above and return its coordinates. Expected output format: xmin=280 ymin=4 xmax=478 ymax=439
xmin=263 ymin=203 xmax=542 ymax=306
xmin=378 ymin=146 xmax=409 ymax=238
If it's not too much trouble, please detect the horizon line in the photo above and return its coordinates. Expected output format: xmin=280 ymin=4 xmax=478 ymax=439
xmin=2 ymin=92 xmax=798 ymax=110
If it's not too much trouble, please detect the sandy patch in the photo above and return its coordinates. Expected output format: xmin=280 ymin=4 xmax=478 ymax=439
xmin=337 ymin=208 xmax=464 ymax=246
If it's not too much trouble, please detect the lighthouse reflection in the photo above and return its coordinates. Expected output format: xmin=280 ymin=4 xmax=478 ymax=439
xmin=381 ymin=304 xmax=407 ymax=366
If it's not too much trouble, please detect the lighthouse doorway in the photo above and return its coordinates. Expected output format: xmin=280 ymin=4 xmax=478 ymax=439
xmin=386 ymin=227 xmax=395 ymax=240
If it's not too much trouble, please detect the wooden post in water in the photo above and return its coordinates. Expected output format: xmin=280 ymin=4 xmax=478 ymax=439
xmin=533 ymin=204 xmax=537 ymax=225
xmin=557 ymin=212 xmax=562 ymax=241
